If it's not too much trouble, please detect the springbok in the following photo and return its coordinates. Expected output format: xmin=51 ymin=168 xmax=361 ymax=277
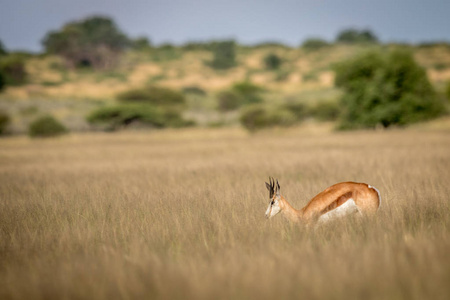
xmin=265 ymin=178 xmax=381 ymax=223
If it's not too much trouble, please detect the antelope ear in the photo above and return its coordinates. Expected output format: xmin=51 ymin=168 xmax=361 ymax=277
xmin=276 ymin=180 xmax=281 ymax=196
xmin=265 ymin=182 xmax=271 ymax=191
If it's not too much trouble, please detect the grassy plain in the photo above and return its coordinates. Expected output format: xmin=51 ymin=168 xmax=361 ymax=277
xmin=1 ymin=127 xmax=450 ymax=300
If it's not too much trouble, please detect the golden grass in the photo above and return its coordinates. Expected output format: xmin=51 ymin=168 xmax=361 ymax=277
xmin=1 ymin=128 xmax=450 ymax=300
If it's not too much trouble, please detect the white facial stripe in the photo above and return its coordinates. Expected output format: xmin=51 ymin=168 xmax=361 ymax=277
xmin=265 ymin=198 xmax=281 ymax=219
xmin=265 ymin=204 xmax=272 ymax=217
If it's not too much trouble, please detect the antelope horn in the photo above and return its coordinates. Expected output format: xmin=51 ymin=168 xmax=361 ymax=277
xmin=269 ymin=177 xmax=275 ymax=198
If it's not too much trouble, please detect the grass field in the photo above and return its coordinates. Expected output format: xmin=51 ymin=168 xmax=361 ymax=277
xmin=1 ymin=127 xmax=450 ymax=300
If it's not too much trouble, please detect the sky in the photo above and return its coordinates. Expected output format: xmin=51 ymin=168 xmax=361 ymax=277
xmin=1 ymin=0 xmax=450 ymax=52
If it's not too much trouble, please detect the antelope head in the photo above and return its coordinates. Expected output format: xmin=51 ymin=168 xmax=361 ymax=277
xmin=265 ymin=177 xmax=282 ymax=219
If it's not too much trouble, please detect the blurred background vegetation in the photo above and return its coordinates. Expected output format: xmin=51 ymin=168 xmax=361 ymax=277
xmin=0 ymin=15 xmax=449 ymax=136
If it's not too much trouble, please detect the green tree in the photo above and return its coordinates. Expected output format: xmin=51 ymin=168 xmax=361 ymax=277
xmin=0 ymin=54 xmax=27 ymax=86
xmin=0 ymin=40 xmax=7 ymax=90
xmin=0 ymin=110 xmax=10 ymax=135
xmin=0 ymin=40 xmax=7 ymax=56
xmin=42 ymin=16 xmax=130 ymax=69
xmin=336 ymin=29 xmax=378 ymax=44
xmin=335 ymin=50 xmax=444 ymax=128
xmin=446 ymin=81 xmax=450 ymax=101
xmin=264 ymin=53 xmax=282 ymax=70
xmin=132 ymin=37 xmax=152 ymax=50
xmin=210 ymin=40 xmax=236 ymax=69
xmin=302 ymin=38 xmax=330 ymax=50
xmin=0 ymin=71 xmax=4 ymax=91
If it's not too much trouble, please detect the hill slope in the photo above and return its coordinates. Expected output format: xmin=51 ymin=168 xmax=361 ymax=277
xmin=1 ymin=44 xmax=449 ymax=133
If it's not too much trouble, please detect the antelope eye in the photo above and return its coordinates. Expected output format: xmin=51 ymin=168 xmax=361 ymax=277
xmin=271 ymin=200 xmax=275 ymax=205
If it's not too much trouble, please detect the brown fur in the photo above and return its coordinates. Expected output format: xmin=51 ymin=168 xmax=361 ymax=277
xmin=320 ymin=191 xmax=353 ymax=215
xmin=276 ymin=182 xmax=380 ymax=223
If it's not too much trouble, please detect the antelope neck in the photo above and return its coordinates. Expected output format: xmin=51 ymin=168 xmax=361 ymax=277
xmin=279 ymin=196 xmax=303 ymax=222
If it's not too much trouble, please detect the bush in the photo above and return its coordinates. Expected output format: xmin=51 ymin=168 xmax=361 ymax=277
xmin=182 ymin=41 xmax=214 ymax=51
xmin=309 ymin=101 xmax=341 ymax=121
xmin=132 ymin=37 xmax=152 ymax=50
xmin=446 ymin=81 xmax=450 ymax=101
xmin=279 ymin=100 xmax=340 ymax=122
xmin=336 ymin=28 xmax=378 ymax=44
xmin=217 ymin=90 xmax=241 ymax=111
xmin=117 ymin=86 xmax=185 ymax=107
xmin=0 ymin=54 xmax=27 ymax=86
xmin=232 ymin=81 xmax=263 ymax=103
xmin=275 ymin=69 xmax=291 ymax=82
xmin=182 ymin=86 xmax=206 ymax=96
xmin=150 ymin=45 xmax=181 ymax=62
xmin=302 ymin=38 xmax=330 ymax=51
xmin=335 ymin=50 xmax=444 ymax=129
xmin=264 ymin=53 xmax=282 ymax=70
xmin=217 ymin=81 xmax=264 ymax=112
xmin=0 ymin=110 xmax=10 ymax=135
xmin=210 ymin=40 xmax=236 ymax=69
xmin=240 ymin=104 xmax=297 ymax=131
xmin=417 ymin=42 xmax=450 ymax=49
xmin=0 ymin=70 xmax=4 ymax=91
xmin=29 ymin=115 xmax=67 ymax=137
xmin=87 ymin=104 xmax=193 ymax=131
xmin=252 ymin=41 xmax=290 ymax=49
xmin=283 ymin=102 xmax=308 ymax=120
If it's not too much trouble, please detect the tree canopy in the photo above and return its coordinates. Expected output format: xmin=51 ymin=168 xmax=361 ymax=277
xmin=210 ymin=40 xmax=236 ymax=69
xmin=264 ymin=53 xmax=282 ymax=70
xmin=42 ymin=16 xmax=130 ymax=69
xmin=0 ymin=40 xmax=7 ymax=56
xmin=335 ymin=50 xmax=444 ymax=128
xmin=0 ymin=54 xmax=27 ymax=87
xmin=336 ymin=29 xmax=378 ymax=44
xmin=302 ymin=38 xmax=330 ymax=50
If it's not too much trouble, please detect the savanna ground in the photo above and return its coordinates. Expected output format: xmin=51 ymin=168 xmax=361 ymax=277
xmin=1 ymin=126 xmax=449 ymax=300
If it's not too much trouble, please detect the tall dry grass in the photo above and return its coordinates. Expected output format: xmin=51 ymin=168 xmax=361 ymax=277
xmin=0 ymin=128 xmax=449 ymax=300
